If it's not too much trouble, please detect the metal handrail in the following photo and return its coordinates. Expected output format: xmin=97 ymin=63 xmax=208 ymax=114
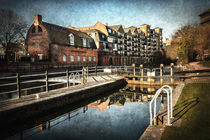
xmin=149 ymin=85 xmax=173 ymax=126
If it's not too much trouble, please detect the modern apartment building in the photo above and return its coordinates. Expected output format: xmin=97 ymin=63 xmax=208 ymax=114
xmin=199 ymin=8 xmax=210 ymax=26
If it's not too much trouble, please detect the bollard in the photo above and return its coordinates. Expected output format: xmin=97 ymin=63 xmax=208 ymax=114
xmin=170 ymin=63 xmax=174 ymax=85
xmin=16 ymin=73 xmax=21 ymax=98
xmin=160 ymin=64 xmax=164 ymax=85
xmin=45 ymin=70 xmax=49 ymax=92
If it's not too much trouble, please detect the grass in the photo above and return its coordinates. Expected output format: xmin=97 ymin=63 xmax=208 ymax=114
xmin=199 ymin=60 xmax=210 ymax=67
xmin=161 ymin=83 xmax=210 ymax=140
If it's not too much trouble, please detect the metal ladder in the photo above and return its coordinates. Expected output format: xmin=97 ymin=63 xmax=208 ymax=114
xmin=149 ymin=85 xmax=173 ymax=126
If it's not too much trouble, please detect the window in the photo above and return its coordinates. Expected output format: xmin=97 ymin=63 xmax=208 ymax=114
xmin=38 ymin=54 xmax=43 ymax=60
xmin=68 ymin=34 xmax=74 ymax=45
xmin=77 ymin=56 xmax=81 ymax=62
xmin=83 ymin=38 xmax=86 ymax=47
xmin=102 ymin=35 xmax=105 ymax=39
xmin=31 ymin=27 xmax=35 ymax=33
xmin=83 ymin=56 xmax=86 ymax=62
xmin=93 ymin=56 xmax=96 ymax=62
xmin=70 ymin=56 xmax=74 ymax=62
xmin=63 ymin=55 xmax=67 ymax=62
xmin=108 ymin=29 xmax=111 ymax=33
xmin=89 ymin=56 xmax=91 ymax=62
xmin=38 ymin=26 xmax=42 ymax=32
xmin=54 ymin=55 xmax=58 ymax=62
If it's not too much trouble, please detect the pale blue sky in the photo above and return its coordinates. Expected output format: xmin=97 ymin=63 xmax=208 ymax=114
xmin=1 ymin=0 xmax=210 ymax=39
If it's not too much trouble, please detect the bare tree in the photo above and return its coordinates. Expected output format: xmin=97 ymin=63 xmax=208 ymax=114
xmin=0 ymin=9 xmax=28 ymax=62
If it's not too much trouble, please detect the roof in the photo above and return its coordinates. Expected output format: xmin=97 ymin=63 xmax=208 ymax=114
xmin=41 ymin=22 xmax=96 ymax=49
xmin=128 ymin=26 xmax=138 ymax=34
xmin=109 ymin=25 xmax=122 ymax=31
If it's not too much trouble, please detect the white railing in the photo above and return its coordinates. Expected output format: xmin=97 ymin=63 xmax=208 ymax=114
xmin=149 ymin=85 xmax=173 ymax=126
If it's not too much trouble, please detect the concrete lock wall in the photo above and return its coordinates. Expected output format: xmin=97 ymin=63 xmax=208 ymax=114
xmin=0 ymin=79 xmax=126 ymax=125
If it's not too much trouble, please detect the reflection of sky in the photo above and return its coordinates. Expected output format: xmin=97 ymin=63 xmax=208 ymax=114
xmin=10 ymin=99 xmax=161 ymax=140
xmin=0 ymin=0 xmax=210 ymax=39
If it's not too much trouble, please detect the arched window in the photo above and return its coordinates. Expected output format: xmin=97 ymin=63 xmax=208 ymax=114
xmin=68 ymin=34 xmax=74 ymax=45
xmin=38 ymin=26 xmax=42 ymax=32
xmin=63 ymin=55 xmax=67 ymax=62
xmin=31 ymin=27 xmax=35 ymax=33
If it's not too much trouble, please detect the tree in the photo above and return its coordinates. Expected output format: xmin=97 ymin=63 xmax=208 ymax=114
xmin=0 ymin=9 xmax=28 ymax=63
xmin=166 ymin=25 xmax=198 ymax=64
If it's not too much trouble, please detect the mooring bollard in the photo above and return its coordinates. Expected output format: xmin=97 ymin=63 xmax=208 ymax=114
xmin=160 ymin=64 xmax=164 ymax=85
xmin=170 ymin=63 xmax=174 ymax=85
xmin=16 ymin=73 xmax=21 ymax=98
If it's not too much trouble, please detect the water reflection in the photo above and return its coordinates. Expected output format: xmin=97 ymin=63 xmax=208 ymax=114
xmin=8 ymin=84 xmax=164 ymax=140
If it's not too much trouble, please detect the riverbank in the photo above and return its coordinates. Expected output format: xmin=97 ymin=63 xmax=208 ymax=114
xmin=161 ymin=78 xmax=210 ymax=140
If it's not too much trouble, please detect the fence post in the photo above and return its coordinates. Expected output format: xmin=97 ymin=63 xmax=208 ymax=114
xmin=87 ymin=66 xmax=89 ymax=78
xmin=45 ymin=70 xmax=49 ymax=92
xmin=95 ymin=65 xmax=97 ymax=76
xmin=160 ymin=64 xmax=164 ymax=85
xmin=16 ymin=73 xmax=21 ymax=98
xmin=82 ymin=67 xmax=85 ymax=85
xmin=66 ymin=69 xmax=69 ymax=88
xmin=170 ymin=63 xmax=174 ymax=85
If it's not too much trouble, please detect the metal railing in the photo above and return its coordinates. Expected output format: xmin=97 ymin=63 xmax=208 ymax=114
xmin=149 ymin=85 xmax=173 ymax=126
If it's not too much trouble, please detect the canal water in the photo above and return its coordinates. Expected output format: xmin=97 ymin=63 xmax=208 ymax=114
xmin=7 ymin=84 xmax=162 ymax=140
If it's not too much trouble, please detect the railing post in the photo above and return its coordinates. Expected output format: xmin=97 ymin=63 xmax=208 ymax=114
xmin=160 ymin=64 xmax=164 ymax=85
xmin=87 ymin=66 xmax=89 ymax=78
xmin=95 ymin=65 xmax=97 ymax=76
xmin=170 ymin=63 xmax=174 ymax=85
xmin=140 ymin=64 xmax=143 ymax=81
xmin=16 ymin=73 xmax=21 ymax=98
xmin=166 ymin=91 xmax=171 ymax=126
xmin=82 ymin=67 xmax=85 ymax=85
xmin=66 ymin=69 xmax=69 ymax=88
xmin=45 ymin=70 xmax=49 ymax=92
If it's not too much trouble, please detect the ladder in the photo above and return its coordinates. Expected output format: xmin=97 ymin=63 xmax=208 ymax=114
xmin=149 ymin=85 xmax=173 ymax=126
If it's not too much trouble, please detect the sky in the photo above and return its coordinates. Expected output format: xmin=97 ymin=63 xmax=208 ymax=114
xmin=0 ymin=0 xmax=210 ymax=40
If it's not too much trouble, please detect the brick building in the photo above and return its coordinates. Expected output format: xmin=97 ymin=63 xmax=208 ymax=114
xmin=26 ymin=15 xmax=98 ymax=66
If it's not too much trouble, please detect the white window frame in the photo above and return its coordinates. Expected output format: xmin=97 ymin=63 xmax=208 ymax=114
xmin=70 ymin=56 xmax=74 ymax=62
xmin=77 ymin=56 xmax=81 ymax=62
xmin=68 ymin=34 xmax=74 ymax=45
xmin=83 ymin=56 xmax=86 ymax=62
xmin=63 ymin=55 xmax=67 ymax=62
xmin=83 ymin=38 xmax=87 ymax=47
xmin=93 ymin=56 xmax=96 ymax=62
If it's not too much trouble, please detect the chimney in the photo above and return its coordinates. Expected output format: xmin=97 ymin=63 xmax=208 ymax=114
xmin=34 ymin=14 xmax=42 ymax=26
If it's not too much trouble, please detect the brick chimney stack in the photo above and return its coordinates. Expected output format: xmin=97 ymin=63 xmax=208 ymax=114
xmin=34 ymin=14 xmax=42 ymax=26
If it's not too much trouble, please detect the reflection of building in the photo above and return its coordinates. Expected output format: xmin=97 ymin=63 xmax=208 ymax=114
xmin=26 ymin=15 xmax=98 ymax=66
xmin=199 ymin=8 xmax=210 ymax=26
xmin=88 ymin=98 xmax=110 ymax=112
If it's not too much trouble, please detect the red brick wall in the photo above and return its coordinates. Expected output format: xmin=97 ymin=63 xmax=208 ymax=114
xmin=27 ymin=24 xmax=50 ymax=61
xmin=51 ymin=44 xmax=98 ymax=66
